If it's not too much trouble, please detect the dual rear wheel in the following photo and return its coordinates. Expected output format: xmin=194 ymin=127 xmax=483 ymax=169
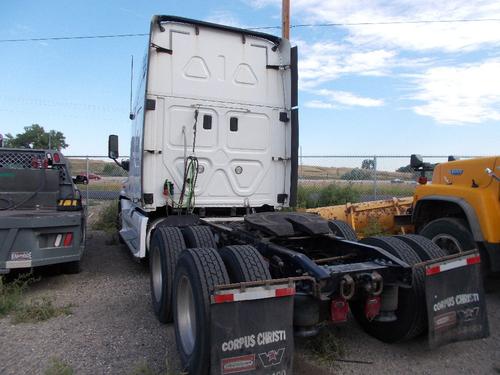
xmin=149 ymin=225 xmax=270 ymax=375
xmin=351 ymin=235 xmax=446 ymax=342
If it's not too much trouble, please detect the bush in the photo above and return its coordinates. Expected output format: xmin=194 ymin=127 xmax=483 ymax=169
xmin=297 ymin=184 xmax=360 ymax=208
xmin=92 ymin=202 xmax=118 ymax=233
xmin=340 ymin=168 xmax=373 ymax=180
xmin=102 ymin=163 xmax=125 ymax=176
xmin=0 ymin=274 xmax=33 ymax=317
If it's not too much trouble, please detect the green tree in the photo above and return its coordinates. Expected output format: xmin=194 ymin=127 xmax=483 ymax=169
xmin=341 ymin=168 xmax=373 ymax=180
xmin=396 ymin=164 xmax=413 ymax=173
xmin=4 ymin=124 xmax=68 ymax=150
xmin=361 ymin=159 xmax=375 ymax=170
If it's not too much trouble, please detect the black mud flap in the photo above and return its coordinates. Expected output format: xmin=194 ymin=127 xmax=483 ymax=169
xmin=210 ymin=282 xmax=295 ymax=375
xmin=424 ymin=251 xmax=489 ymax=348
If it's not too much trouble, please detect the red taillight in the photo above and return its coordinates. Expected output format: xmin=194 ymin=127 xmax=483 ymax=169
xmin=63 ymin=233 xmax=73 ymax=247
xmin=331 ymin=297 xmax=349 ymax=323
xmin=418 ymin=176 xmax=428 ymax=185
xmin=365 ymin=296 xmax=381 ymax=321
xmin=53 ymin=152 xmax=60 ymax=163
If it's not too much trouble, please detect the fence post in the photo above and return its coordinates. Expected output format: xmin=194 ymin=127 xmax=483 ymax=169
xmin=373 ymin=155 xmax=378 ymax=200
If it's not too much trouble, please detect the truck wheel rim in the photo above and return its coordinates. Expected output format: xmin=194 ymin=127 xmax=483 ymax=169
xmin=152 ymin=246 xmax=163 ymax=303
xmin=432 ymin=234 xmax=463 ymax=254
xmin=177 ymin=274 xmax=197 ymax=354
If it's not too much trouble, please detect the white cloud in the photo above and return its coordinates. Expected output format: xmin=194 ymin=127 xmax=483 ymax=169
xmin=298 ymin=41 xmax=396 ymax=88
xmin=411 ymin=58 xmax=500 ymax=124
xmin=247 ymin=0 xmax=500 ymax=125
xmin=250 ymin=0 xmax=500 ymax=52
xmin=306 ymin=90 xmax=384 ymax=108
xmin=205 ymin=10 xmax=245 ymax=28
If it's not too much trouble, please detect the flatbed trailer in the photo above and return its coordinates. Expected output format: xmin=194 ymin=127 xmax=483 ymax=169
xmin=0 ymin=148 xmax=85 ymax=274
xmin=108 ymin=15 xmax=489 ymax=375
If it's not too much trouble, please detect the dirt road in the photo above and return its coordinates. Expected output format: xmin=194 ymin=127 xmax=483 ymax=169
xmin=0 ymin=231 xmax=498 ymax=374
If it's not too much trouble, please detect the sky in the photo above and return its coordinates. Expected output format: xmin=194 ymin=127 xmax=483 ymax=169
xmin=1 ymin=0 xmax=499 ymax=162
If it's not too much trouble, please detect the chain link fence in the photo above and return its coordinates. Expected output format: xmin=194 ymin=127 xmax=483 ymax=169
xmin=297 ymin=155 xmax=477 ymax=208
xmin=67 ymin=155 xmax=477 ymax=210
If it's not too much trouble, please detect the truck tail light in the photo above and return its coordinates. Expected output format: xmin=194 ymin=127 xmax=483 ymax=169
xmin=418 ymin=176 xmax=428 ymax=185
xmin=53 ymin=152 xmax=60 ymax=163
xmin=331 ymin=297 xmax=349 ymax=323
xmin=365 ymin=296 xmax=381 ymax=321
xmin=63 ymin=233 xmax=73 ymax=247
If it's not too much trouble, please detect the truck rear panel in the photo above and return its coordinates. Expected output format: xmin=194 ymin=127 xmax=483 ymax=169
xmin=0 ymin=210 xmax=83 ymax=271
xmin=129 ymin=16 xmax=295 ymax=211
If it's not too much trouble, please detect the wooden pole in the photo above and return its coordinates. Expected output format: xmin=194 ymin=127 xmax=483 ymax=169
xmin=282 ymin=0 xmax=290 ymax=39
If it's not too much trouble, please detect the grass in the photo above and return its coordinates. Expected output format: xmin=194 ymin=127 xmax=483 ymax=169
xmin=92 ymin=201 xmax=118 ymax=234
xmin=0 ymin=273 xmax=33 ymax=317
xmin=12 ymin=296 xmax=72 ymax=324
xmin=303 ymin=327 xmax=345 ymax=368
xmin=362 ymin=217 xmax=390 ymax=237
xmin=1 ymin=274 xmax=72 ymax=324
xmin=130 ymin=362 xmax=155 ymax=375
xmin=129 ymin=362 xmax=180 ymax=375
xmin=85 ymin=180 xmax=123 ymax=192
xmin=297 ymin=182 xmax=415 ymax=209
xmin=44 ymin=358 xmax=74 ymax=375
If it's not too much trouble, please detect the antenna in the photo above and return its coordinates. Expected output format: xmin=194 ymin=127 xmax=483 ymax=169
xmin=129 ymin=55 xmax=135 ymax=120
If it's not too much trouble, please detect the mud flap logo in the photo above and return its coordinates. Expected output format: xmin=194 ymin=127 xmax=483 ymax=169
xmin=258 ymin=348 xmax=285 ymax=368
xmin=221 ymin=354 xmax=256 ymax=374
xmin=457 ymin=307 xmax=480 ymax=322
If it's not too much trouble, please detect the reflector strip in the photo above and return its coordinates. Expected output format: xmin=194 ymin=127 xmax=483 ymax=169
xmin=214 ymin=294 xmax=234 ymax=304
xmin=213 ymin=287 xmax=295 ymax=304
xmin=426 ymin=254 xmax=481 ymax=276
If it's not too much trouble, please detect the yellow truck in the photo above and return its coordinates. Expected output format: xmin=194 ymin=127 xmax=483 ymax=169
xmin=409 ymin=155 xmax=500 ymax=273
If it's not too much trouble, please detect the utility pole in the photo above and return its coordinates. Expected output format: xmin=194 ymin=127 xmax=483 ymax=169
xmin=282 ymin=0 xmax=290 ymax=39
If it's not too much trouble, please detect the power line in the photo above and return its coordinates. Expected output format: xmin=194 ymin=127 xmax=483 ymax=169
xmin=0 ymin=33 xmax=148 ymax=43
xmin=251 ymin=18 xmax=500 ymax=30
xmin=1 ymin=18 xmax=500 ymax=43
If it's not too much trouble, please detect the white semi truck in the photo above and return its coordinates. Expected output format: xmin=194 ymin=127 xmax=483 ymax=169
xmin=109 ymin=15 xmax=489 ymax=375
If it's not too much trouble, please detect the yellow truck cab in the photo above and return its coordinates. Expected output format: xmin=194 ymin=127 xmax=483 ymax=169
xmin=410 ymin=155 xmax=500 ymax=273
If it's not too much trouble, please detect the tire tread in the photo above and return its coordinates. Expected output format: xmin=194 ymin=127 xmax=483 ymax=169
xmin=220 ymin=245 xmax=271 ymax=282
xmin=328 ymin=220 xmax=357 ymax=241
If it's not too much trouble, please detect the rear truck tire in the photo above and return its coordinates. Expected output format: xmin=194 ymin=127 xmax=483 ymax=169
xmin=219 ymin=245 xmax=271 ymax=282
xmin=173 ymin=248 xmax=230 ymax=375
xmin=396 ymin=234 xmax=447 ymax=261
xmin=62 ymin=260 xmax=81 ymax=274
xmin=350 ymin=236 xmax=426 ymax=343
xmin=328 ymin=220 xmax=357 ymax=241
xmin=183 ymin=225 xmax=217 ymax=248
xmin=419 ymin=218 xmax=475 ymax=255
xmin=150 ymin=226 xmax=186 ymax=323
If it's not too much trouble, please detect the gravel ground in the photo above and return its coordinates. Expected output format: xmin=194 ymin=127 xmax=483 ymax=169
xmin=0 ymin=231 xmax=498 ymax=374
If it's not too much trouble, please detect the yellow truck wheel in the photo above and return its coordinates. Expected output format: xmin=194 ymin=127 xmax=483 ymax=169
xmin=419 ymin=218 xmax=475 ymax=254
